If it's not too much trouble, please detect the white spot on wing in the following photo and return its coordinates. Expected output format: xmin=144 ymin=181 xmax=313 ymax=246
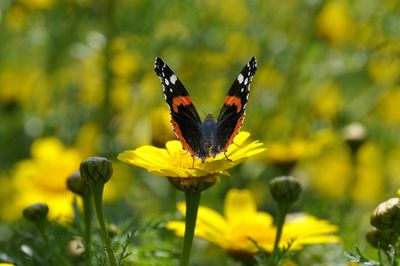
xmin=169 ymin=88 xmax=173 ymax=93
xmin=170 ymin=74 xmax=177 ymax=84
xmin=241 ymin=88 xmax=244 ymax=93
xmin=165 ymin=78 xmax=169 ymax=85
xmin=246 ymin=94 xmax=249 ymax=100
xmin=244 ymin=78 xmax=248 ymax=85
xmin=237 ymin=74 xmax=244 ymax=84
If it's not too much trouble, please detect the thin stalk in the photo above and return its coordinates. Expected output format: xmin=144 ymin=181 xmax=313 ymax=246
xmin=91 ymin=182 xmax=117 ymax=266
xmin=82 ymin=193 xmax=93 ymax=265
xmin=269 ymin=204 xmax=289 ymax=266
xmin=180 ymin=190 xmax=202 ymax=266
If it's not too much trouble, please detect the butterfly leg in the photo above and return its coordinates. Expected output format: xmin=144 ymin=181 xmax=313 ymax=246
xmin=224 ymin=152 xmax=232 ymax=161
xmin=191 ymin=156 xmax=195 ymax=168
xmin=232 ymin=141 xmax=243 ymax=148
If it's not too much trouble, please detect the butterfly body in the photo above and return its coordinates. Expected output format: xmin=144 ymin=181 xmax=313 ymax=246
xmin=154 ymin=57 xmax=257 ymax=162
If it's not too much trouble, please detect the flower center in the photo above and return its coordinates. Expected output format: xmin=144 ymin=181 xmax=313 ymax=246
xmin=168 ymin=150 xmax=198 ymax=169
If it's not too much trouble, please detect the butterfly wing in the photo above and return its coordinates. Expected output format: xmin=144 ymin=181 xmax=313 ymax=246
xmin=216 ymin=57 xmax=257 ymax=153
xmin=154 ymin=57 xmax=202 ymax=157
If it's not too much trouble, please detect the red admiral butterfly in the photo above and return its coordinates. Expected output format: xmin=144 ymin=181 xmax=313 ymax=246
xmin=154 ymin=57 xmax=257 ymax=162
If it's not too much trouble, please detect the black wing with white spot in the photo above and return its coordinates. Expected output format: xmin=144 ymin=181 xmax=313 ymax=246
xmin=216 ymin=57 xmax=257 ymax=151
xmin=154 ymin=57 xmax=202 ymax=156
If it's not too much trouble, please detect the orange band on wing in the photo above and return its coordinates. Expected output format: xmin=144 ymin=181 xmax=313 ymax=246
xmin=224 ymin=96 xmax=242 ymax=112
xmin=223 ymin=114 xmax=245 ymax=151
xmin=171 ymin=119 xmax=196 ymax=156
xmin=172 ymin=96 xmax=192 ymax=112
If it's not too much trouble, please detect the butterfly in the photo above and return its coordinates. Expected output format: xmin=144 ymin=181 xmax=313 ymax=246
xmin=154 ymin=57 xmax=257 ymax=163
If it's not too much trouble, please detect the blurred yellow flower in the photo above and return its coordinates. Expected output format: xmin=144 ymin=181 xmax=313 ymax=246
xmin=302 ymin=130 xmax=352 ymax=198
xmin=167 ymin=189 xmax=339 ymax=255
xmin=1 ymin=138 xmax=82 ymax=221
xmin=367 ymin=42 xmax=400 ymax=86
xmin=77 ymin=54 xmax=104 ymax=107
xmin=4 ymin=6 xmax=27 ymax=31
xmin=0 ymin=69 xmax=50 ymax=109
xmin=368 ymin=56 xmax=400 ymax=86
xmin=0 ymin=137 xmax=121 ymax=221
xmin=118 ymin=131 xmax=265 ymax=178
xmin=316 ymin=0 xmax=355 ymax=45
xmin=377 ymin=86 xmax=400 ymax=124
xmin=311 ymin=83 xmax=343 ymax=121
xmin=254 ymin=64 xmax=284 ymax=91
xmin=265 ymin=139 xmax=310 ymax=166
xmin=154 ymin=19 xmax=189 ymax=41
xmin=21 ymin=0 xmax=55 ymax=10
xmin=110 ymin=50 xmax=140 ymax=78
xmin=352 ymin=142 xmax=384 ymax=205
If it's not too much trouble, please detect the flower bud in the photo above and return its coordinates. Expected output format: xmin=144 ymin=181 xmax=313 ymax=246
xmin=23 ymin=203 xmax=49 ymax=222
xmin=168 ymin=175 xmax=217 ymax=192
xmin=108 ymin=223 xmax=119 ymax=238
xmin=66 ymin=171 xmax=90 ymax=196
xmin=79 ymin=157 xmax=113 ymax=184
xmin=67 ymin=238 xmax=85 ymax=258
xmin=366 ymin=228 xmax=398 ymax=249
xmin=370 ymin=198 xmax=400 ymax=232
xmin=269 ymin=176 xmax=302 ymax=206
xmin=342 ymin=122 xmax=367 ymax=153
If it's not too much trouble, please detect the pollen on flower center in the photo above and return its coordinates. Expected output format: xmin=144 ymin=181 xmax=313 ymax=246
xmin=168 ymin=150 xmax=198 ymax=169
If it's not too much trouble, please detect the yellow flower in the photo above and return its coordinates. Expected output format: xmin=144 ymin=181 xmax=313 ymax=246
xmin=167 ymin=189 xmax=339 ymax=255
xmin=311 ymin=82 xmax=343 ymax=121
xmin=1 ymin=137 xmax=82 ymax=221
xmin=118 ymin=131 xmax=265 ymax=178
xmin=316 ymin=0 xmax=355 ymax=45
xmin=21 ymin=0 xmax=55 ymax=10
xmin=265 ymin=139 xmax=310 ymax=166
xmin=0 ymin=137 xmax=121 ymax=221
xmin=377 ymin=86 xmax=400 ymax=124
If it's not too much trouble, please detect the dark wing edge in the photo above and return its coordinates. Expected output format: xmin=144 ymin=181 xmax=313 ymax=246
xmin=154 ymin=57 xmax=202 ymax=156
xmin=216 ymin=57 xmax=257 ymax=152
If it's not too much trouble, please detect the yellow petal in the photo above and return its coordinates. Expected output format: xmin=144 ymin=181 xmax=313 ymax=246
xmin=224 ymin=189 xmax=257 ymax=223
xmin=165 ymin=140 xmax=185 ymax=154
xmin=117 ymin=145 xmax=169 ymax=169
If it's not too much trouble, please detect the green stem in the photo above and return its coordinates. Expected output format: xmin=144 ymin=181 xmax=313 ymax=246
xmin=269 ymin=204 xmax=289 ymax=266
xmin=180 ymin=190 xmax=202 ymax=266
xmin=91 ymin=182 xmax=118 ymax=266
xmin=82 ymin=193 xmax=93 ymax=265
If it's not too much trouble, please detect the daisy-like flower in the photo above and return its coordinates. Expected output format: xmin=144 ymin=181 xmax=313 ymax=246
xmin=167 ymin=189 xmax=340 ymax=256
xmin=119 ymin=131 xmax=265 ymax=266
xmin=118 ymin=131 xmax=265 ymax=189
xmin=0 ymin=137 xmax=123 ymax=221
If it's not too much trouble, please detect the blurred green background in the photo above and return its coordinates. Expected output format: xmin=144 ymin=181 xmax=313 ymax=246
xmin=1 ymin=0 xmax=400 ymax=264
